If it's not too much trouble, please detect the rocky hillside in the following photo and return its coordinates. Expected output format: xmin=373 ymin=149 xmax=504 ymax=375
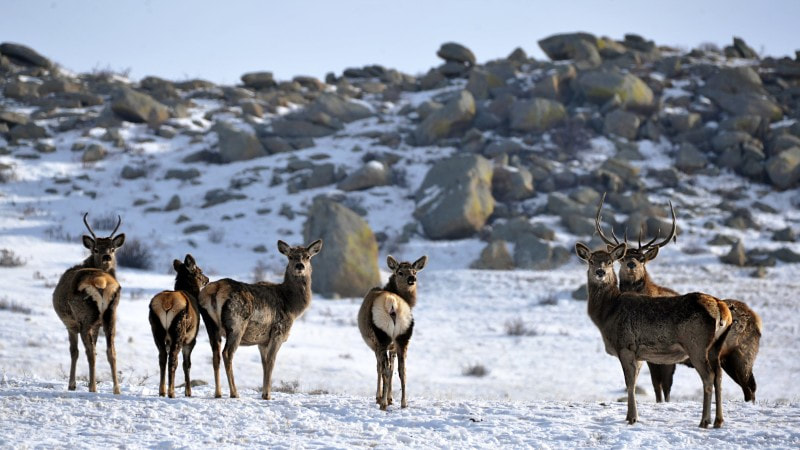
xmin=1 ymin=34 xmax=799 ymax=297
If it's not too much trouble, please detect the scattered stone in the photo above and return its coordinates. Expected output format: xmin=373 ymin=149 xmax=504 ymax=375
xmin=414 ymin=154 xmax=494 ymax=239
xmin=414 ymin=90 xmax=475 ymax=145
xmin=183 ymin=224 xmax=210 ymax=234
xmin=337 ymin=160 xmax=390 ymax=191
xmin=721 ymin=240 xmax=746 ymax=266
xmin=538 ymin=32 xmax=600 ymax=66
xmin=111 ymin=87 xmax=171 ymax=124
xmin=436 ymin=42 xmax=476 ymax=66
xmin=8 ymin=122 xmax=48 ymax=141
xmin=81 ymin=144 xmax=106 ymax=163
xmin=492 ymin=164 xmax=534 ymax=201
xmin=509 ymin=97 xmax=566 ymax=132
xmin=708 ymin=234 xmax=737 ymax=246
xmin=765 ymin=147 xmax=800 ymax=190
xmin=241 ymin=71 xmax=276 ymax=90
xmin=304 ymin=93 xmax=372 ymax=123
xmin=163 ymin=195 xmax=181 ymax=212
xmin=165 ymin=168 xmax=201 ymax=180
xmin=0 ymin=110 xmax=29 ymax=126
xmin=772 ymin=227 xmax=796 ymax=242
xmin=750 ymin=266 xmax=767 ymax=278
xmin=213 ymin=121 xmax=268 ymax=163
xmin=577 ymin=71 xmax=654 ymax=111
xmin=471 ymin=240 xmax=514 ymax=270
xmin=675 ymin=143 xmax=708 ymax=173
xmin=603 ymin=109 xmax=640 ymax=140
xmin=772 ymin=247 xmax=800 ymax=263
xmin=303 ymin=196 xmax=380 ymax=297
xmin=0 ymin=42 xmax=52 ymax=68
xmin=202 ymin=189 xmax=247 ymax=208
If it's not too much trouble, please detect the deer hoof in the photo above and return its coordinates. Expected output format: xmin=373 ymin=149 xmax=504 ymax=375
xmin=401 ymin=401 xmax=408 ymax=409
xmin=113 ymin=386 xmax=120 ymax=395
xmin=262 ymin=393 xmax=271 ymax=400
xmin=714 ymin=418 xmax=724 ymax=428
xmin=626 ymin=417 xmax=637 ymax=425
xmin=699 ymin=419 xmax=710 ymax=428
xmin=214 ymin=392 xmax=222 ymax=399
xmin=68 ymin=383 xmax=76 ymax=391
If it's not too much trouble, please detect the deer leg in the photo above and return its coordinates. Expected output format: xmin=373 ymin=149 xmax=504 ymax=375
xmin=204 ymin=317 xmax=223 ymax=398
xmin=167 ymin=340 xmax=181 ymax=398
xmin=689 ymin=353 xmax=714 ymax=428
xmin=258 ymin=337 xmax=286 ymax=400
xmin=221 ymin=328 xmax=244 ymax=399
xmin=375 ymin=356 xmax=383 ymax=404
xmin=102 ymin=306 xmax=120 ymax=395
xmin=662 ymin=364 xmax=676 ymax=403
xmin=386 ymin=350 xmax=396 ymax=406
xmin=722 ymin=352 xmax=755 ymax=402
xmin=79 ymin=327 xmax=97 ymax=393
xmin=709 ymin=347 xmax=725 ymax=428
xmin=68 ymin=330 xmax=79 ymax=391
xmin=619 ymin=351 xmax=641 ymax=425
xmin=647 ymin=362 xmax=664 ymax=403
xmin=398 ymin=345 xmax=409 ymax=408
xmin=182 ymin=339 xmax=196 ymax=397
xmin=375 ymin=348 xmax=389 ymax=410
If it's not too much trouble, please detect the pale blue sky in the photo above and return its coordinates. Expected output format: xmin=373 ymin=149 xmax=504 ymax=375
xmin=2 ymin=0 xmax=798 ymax=84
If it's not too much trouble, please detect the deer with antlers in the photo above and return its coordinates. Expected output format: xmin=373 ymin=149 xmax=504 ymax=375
xmin=52 ymin=213 xmax=125 ymax=394
xmin=577 ymin=198 xmax=733 ymax=427
xmin=596 ymin=195 xmax=761 ymax=403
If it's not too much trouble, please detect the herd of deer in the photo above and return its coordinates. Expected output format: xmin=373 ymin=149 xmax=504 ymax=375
xmin=51 ymin=197 xmax=760 ymax=428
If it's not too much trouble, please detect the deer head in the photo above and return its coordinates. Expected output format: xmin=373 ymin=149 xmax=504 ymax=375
xmin=173 ymin=254 xmax=209 ymax=293
xmin=575 ymin=242 xmax=627 ymax=287
xmin=82 ymin=213 xmax=125 ymax=272
xmin=387 ymin=255 xmax=427 ymax=289
xmin=619 ymin=201 xmax=677 ymax=284
xmin=277 ymin=239 xmax=323 ymax=277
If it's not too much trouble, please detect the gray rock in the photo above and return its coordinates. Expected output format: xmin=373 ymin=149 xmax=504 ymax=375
xmin=466 ymin=68 xmax=504 ymax=101
xmin=8 ymin=122 xmax=48 ymax=141
xmin=183 ymin=224 xmax=210 ymax=234
xmin=577 ymin=71 xmax=654 ymax=111
xmin=303 ymin=197 xmax=380 ymax=297
xmin=337 ymin=160 xmax=389 ymax=191
xmin=732 ymin=37 xmax=759 ymax=59
xmin=471 ymin=240 xmax=514 ymax=270
xmin=241 ymin=71 xmax=276 ymax=90
xmin=666 ymin=112 xmax=701 ymax=134
xmin=724 ymin=208 xmax=759 ymax=230
xmin=164 ymin=195 xmax=181 ymax=212
xmin=414 ymin=90 xmax=475 ymax=145
xmin=438 ymin=61 xmax=470 ymax=78
xmin=81 ymin=144 xmax=106 ymax=163
xmin=0 ymin=110 xmax=29 ymax=126
xmin=603 ymin=109 xmax=640 ymax=140
xmin=768 ymin=134 xmax=800 ymax=157
xmin=711 ymin=131 xmax=754 ymax=153
xmin=569 ymin=187 xmax=601 ymax=206
xmin=213 ymin=121 xmax=268 ymax=163
xmin=719 ymin=115 xmax=763 ymax=135
xmin=111 ymin=87 xmax=171 ymax=124
xmin=601 ymin=158 xmax=639 ymax=181
xmin=436 ymin=42 xmax=476 ymax=65
xmin=165 ymin=168 xmax=201 ymax=180
xmin=414 ymin=154 xmax=494 ymax=239
xmin=546 ymin=192 xmax=584 ymax=217
xmin=708 ymin=234 xmax=737 ymax=246
xmin=721 ymin=240 xmax=747 ymax=266
xmin=0 ymin=42 xmax=52 ymax=68
xmin=700 ymin=67 xmax=781 ymax=121
xmin=4 ymin=81 xmax=39 ymax=100
xmin=563 ymin=213 xmax=596 ymax=236
xmin=772 ymin=247 xmax=800 ymax=263
xmin=513 ymin=236 xmax=569 ymax=270
xmin=304 ymin=93 xmax=372 ymax=123
xmin=240 ymin=101 xmax=264 ymax=118
xmin=202 ymin=189 xmax=247 ymax=208
xmin=538 ymin=32 xmax=598 ymax=61
xmin=772 ymin=227 xmax=796 ymax=242
xmin=492 ymin=165 xmax=534 ymax=201
xmin=271 ymin=119 xmax=337 ymax=138
xmin=765 ymin=147 xmax=800 ymax=189
xmin=509 ymin=97 xmax=566 ymax=133
xmin=675 ymin=143 xmax=708 ymax=173
xmin=260 ymin=136 xmax=294 ymax=154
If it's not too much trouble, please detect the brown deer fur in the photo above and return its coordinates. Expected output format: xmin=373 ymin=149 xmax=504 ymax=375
xmin=358 ymin=255 xmax=427 ymax=410
xmin=52 ymin=214 xmax=125 ymax=394
xmin=198 ymin=239 xmax=322 ymax=399
xmin=149 ymin=254 xmax=209 ymax=398
xmin=575 ymin=242 xmax=732 ymax=428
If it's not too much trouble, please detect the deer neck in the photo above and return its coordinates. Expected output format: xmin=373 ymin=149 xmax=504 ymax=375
xmin=586 ymin=273 xmax=621 ymax=327
xmin=174 ymin=276 xmax=201 ymax=298
xmin=619 ymin=271 xmax=648 ymax=294
xmin=281 ymin=270 xmax=312 ymax=316
xmin=78 ymin=255 xmax=116 ymax=278
xmin=385 ymin=276 xmax=417 ymax=308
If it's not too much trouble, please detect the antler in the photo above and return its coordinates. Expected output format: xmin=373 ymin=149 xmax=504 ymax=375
xmin=595 ymin=193 xmax=620 ymax=247
xmin=110 ymin=215 xmax=122 ymax=237
xmin=642 ymin=201 xmax=677 ymax=249
xmin=83 ymin=213 xmax=97 ymax=240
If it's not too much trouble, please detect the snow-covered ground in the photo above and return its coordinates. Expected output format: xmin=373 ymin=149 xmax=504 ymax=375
xmin=2 ymin=73 xmax=800 ymax=448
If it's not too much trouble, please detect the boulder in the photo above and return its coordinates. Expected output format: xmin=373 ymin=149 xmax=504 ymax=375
xmin=8 ymin=122 xmax=48 ymax=141
xmin=765 ymin=147 xmax=800 ymax=190
xmin=4 ymin=81 xmax=40 ymax=100
xmin=0 ymin=42 xmax=52 ymax=68
xmin=414 ymin=154 xmax=494 ymax=239
xmin=700 ymin=67 xmax=781 ymax=121
xmin=165 ymin=168 xmax=201 ymax=180
xmin=241 ymin=71 xmax=276 ymax=90
xmin=202 ymin=189 xmax=247 ymax=208
xmin=772 ymin=227 xmax=796 ymax=242
xmin=538 ymin=33 xmax=598 ymax=61
xmin=111 ymin=87 xmax=170 ymax=124
xmin=436 ymin=42 xmax=476 ymax=65
xmin=514 ymin=235 xmax=570 ymax=270
xmin=212 ymin=121 xmax=268 ymax=163
xmin=509 ymin=97 xmax=566 ymax=132
xmin=337 ymin=160 xmax=390 ymax=191
xmin=471 ymin=240 xmax=514 ymax=270
xmin=304 ymin=93 xmax=372 ymax=123
xmin=414 ymin=90 xmax=475 ymax=145
xmin=675 ymin=143 xmax=708 ymax=173
xmin=577 ymin=71 xmax=654 ymax=111
xmin=81 ymin=144 xmax=106 ymax=163
xmin=271 ymin=119 xmax=337 ymax=138
xmin=0 ymin=110 xmax=29 ymax=126
xmin=303 ymin=197 xmax=380 ymax=297
xmin=603 ymin=109 xmax=640 ymax=140
xmin=492 ymin=164 xmax=534 ymax=201
xmin=164 ymin=195 xmax=181 ymax=212
xmin=721 ymin=240 xmax=747 ymax=266
xmin=466 ymin=68 xmax=504 ymax=101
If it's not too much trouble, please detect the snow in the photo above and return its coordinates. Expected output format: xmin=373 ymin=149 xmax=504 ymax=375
xmin=1 ymin=72 xmax=800 ymax=448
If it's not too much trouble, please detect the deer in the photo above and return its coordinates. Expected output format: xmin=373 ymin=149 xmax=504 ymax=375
xmin=596 ymin=195 xmax=761 ymax=403
xmin=52 ymin=213 xmax=125 ymax=394
xmin=149 ymin=254 xmax=209 ymax=398
xmin=358 ymin=255 xmax=427 ymax=410
xmin=198 ymin=239 xmax=322 ymax=399
xmin=576 ymin=212 xmax=732 ymax=427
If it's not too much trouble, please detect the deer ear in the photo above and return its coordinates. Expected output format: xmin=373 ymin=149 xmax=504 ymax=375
xmin=173 ymin=259 xmax=182 ymax=271
xmin=644 ymin=246 xmax=659 ymax=261
xmin=277 ymin=240 xmax=291 ymax=255
xmin=575 ymin=243 xmax=591 ymax=262
xmin=82 ymin=235 xmax=95 ymax=250
xmin=611 ymin=243 xmax=627 ymax=261
xmin=412 ymin=255 xmax=428 ymax=271
xmin=387 ymin=255 xmax=399 ymax=271
xmin=112 ymin=233 xmax=125 ymax=248
xmin=184 ymin=254 xmax=196 ymax=268
xmin=307 ymin=239 xmax=322 ymax=256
